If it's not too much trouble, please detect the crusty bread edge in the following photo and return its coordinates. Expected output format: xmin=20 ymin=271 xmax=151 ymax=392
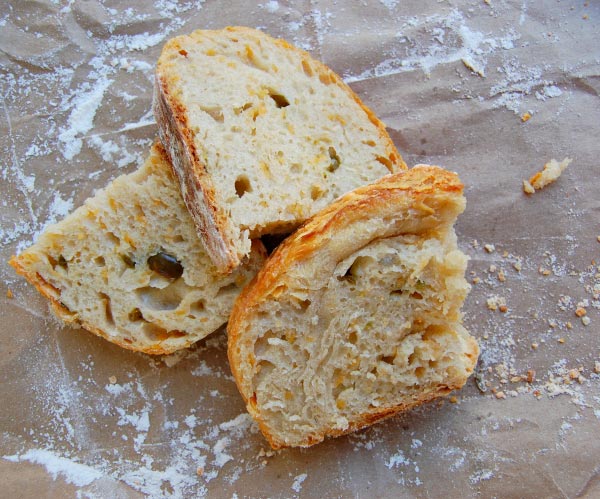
xmin=154 ymin=26 xmax=407 ymax=272
xmin=153 ymin=73 xmax=240 ymax=274
xmin=228 ymin=165 xmax=478 ymax=449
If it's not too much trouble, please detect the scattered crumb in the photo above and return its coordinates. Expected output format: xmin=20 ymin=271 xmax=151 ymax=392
xmin=6 ymin=289 xmax=13 ymax=299
xmin=489 ymin=264 xmax=497 ymax=273
xmin=449 ymin=396 xmax=458 ymax=403
xmin=523 ymin=180 xmax=535 ymax=194
xmin=594 ymin=362 xmax=600 ymax=374
xmin=513 ymin=260 xmax=522 ymax=272
xmin=558 ymin=338 xmax=565 ymax=344
xmin=196 ymin=467 xmax=204 ymax=476
xmin=499 ymin=305 xmax=508 ymax=313
xmin=581 ymin=317 xmax=591 ymax=326
xmin=108 ymin=376 xmax=117 ymax=384
xmin=526 ymin=370 xmax=536 ymax=383
xmin=521 ymin=112 xmax=531 ymax=122
xmin=484 ymin=244 xmax=495 ymax=253
xmin=566 ymin=322 xmax=573 ymax=329
xmin=486 ymin=295 xmax=506 ymax=311
xmin=597 ymin=236 xmax=600 ymax=243
xmin=495 ymin=391 xmax=506 ymax=399
xmin=525 ymin=157 xmax=572 ymax=193
xmin=472 ymin=277 xmax=481 ymax=284
xmin=498 ymin=270 xmax=506 ymax=282
xmin=531 ymin=343 xmax=539 ymax=349
xmin=575 ymin=307 xmax=587 ymax=317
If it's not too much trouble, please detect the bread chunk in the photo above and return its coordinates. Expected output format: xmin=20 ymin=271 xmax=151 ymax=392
xmin=228 ymin=166 xmax=479 ymax=448
xmin=10 ymin=143 xmax=266 ymax=355
xmin=154 ymin=26 xmax=406 ymax=273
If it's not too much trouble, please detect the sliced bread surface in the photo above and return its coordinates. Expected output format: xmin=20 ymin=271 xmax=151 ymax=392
xmin=10 ymin=143 xmax=266 ymax=355
xmin=228 ymin=166 xmax=479 ymax=448
xmin=154 ymin=26 xmax=406 ymax=272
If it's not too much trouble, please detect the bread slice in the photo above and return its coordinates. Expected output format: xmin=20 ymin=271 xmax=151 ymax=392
xmin=10 ymin=142 xmax=266 ymax=355
xmin=154 ymin=26 xmax=406 ymax=273
xmin=228 ymin=166 xmax=479 ymax=448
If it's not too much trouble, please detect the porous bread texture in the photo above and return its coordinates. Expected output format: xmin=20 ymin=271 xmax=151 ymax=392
xmin=10 ymin=143 xmax=266 ymax=355
xmin=228 ymin=166 xmax=479 ymax=449
xmin=154 ymin=26 xmax=406 ymax=273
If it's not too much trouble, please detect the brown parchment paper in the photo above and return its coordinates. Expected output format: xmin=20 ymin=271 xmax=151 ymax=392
xmin=1 ymin=1 xmax=599 ymax=498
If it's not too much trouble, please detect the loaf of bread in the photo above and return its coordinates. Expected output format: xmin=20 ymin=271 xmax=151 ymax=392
xmin=10 ymin=143 xmax=266 ymax=355
xmin=228 ymin=166 xmax=479 ymax=448
xmin=154 ymin=26 xmax=406 ymax=273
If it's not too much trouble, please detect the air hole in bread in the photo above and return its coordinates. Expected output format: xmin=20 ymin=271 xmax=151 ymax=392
xmin=190 ymin=299 xmax=205 ymax=314
xmin=380 ymin=353 xmax=396 ymax=365
xmin=375 ymin=155 xmax=394 ymax=173
xmin=235 ymin=175 xmax=252 ymax=198
xmin=268 ymin=92 xmax=289 ymax=108
xmin=235 ymin=103 xmax=253 ymax=114
xmin=327 ymin=147 xmax=341 ymax=173
xmin=99 ymin=292 xmax=114 ymax=326
xmin=290 ymin=163 xmax=301 ymax=174
xmin=348 ymin=331 xmax=358 ymax=345
xmin=310 ymin=185 xmax=324 ymax=201
xmin=106 ymin=231 xmax=120 ymax=246
xmin=136 ymin=285 xmax=182 ymax=311
xmin=121 ymin=254 xmax=136 ymax=268
xmin=94 ymin=256 xmax=106 ymax=267
xmin=217 ymin=282 xmax=238 ymax=297
xmin=410 ymin=291 xmax=423 ymax=300
xmin=128 ymin=308 xmax=145 ymax=322
xmin=48 ymin=254 xmax=68 ymax=270
xmin=301 ymin=59 xmax=313 ymax=77
xmin=200 ymin=106 xmax=224 ymax=123
xmin=390 ymin=289 xmax=404 ymax=296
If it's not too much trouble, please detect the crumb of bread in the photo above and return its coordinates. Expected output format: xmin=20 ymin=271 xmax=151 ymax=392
xmin=108 ymin=376 xmax=117 ymax=384
xmin=524 ymin=157 xmax=572 ymax=193
xmin=484 ymin=243 xmax=495 ymax=253
xmin=575 ymin=307 xmax=587 ymax=317
xmin=526 ymin=370 xmax=536 ymax=383
xmin=6 ymin=289 xmax=13 ymax=299
xmin=498 ymin=270 xmax=506 ymax=282
xmin=449 ymin=396 xmax=458 ymax=403
xmin=594 ymin=362 xmax=600 ymax=374
xmin=486 ymin=295 xmax=506 ymax=311
xmin=582 ymin=316 xmax=591 ymax=326
xmin=495 ymin=391 xmax=506 ymax=399
xmin=558 ymin=338 xmax=565 ymax=344
xmin=513 ymin=260 xmax=522 ymax=272
xmin=522 ymin=180 xmax=535 ymax=194
xmin=196 ymin=467 xmax=204 ymax=476
xmin=521 ymin=112 xmax=531 ymax=122
xmin=531 ymin=342 xmax=538 ymax=349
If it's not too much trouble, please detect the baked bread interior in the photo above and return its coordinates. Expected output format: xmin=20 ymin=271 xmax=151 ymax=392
xmin=228 ymin=166 xmax=479 ymax=448
xmin=10 ymin=142 xmax=266 ymax=355
xmin=154 ymin=26 xmax=406 ymax=272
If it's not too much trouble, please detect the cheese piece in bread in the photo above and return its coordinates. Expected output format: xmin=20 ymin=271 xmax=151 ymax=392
xmin=10 ymin=142 xmax=266 ymax=355
xmin=154 ymin=26 xmax=406 ymax=273
xmin=228 ymin=166 xmax=478 ymax=448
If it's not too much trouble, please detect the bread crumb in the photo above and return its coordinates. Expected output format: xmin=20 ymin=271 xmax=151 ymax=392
xmin=568 ymin=369 xmax=579 ymax=380
xmin=6 ymin=289 xmax=13 ymax=299
xmin=449 ymin=396 xmax=458 ymax=403
xmin=521 ymin=112 xmax=531 ymax=122
xmin=566 ymin=321 xmax=573 ymax=329
xmin=472 ymin=277 xmax=481 ymax=284
xmin=196 ymin=467 xmax=204 ymax=476
xmin=523 ymin=180 xmax=535 ymax=194
xmin=108 ymin=376 xmax=117 ymax=384
xmin=513 ymin=260 xmax=522 ymax=272
xmin=575 ymin=307 xmax=587 ymax=317
xmin=498 ymin=270 xmax=506 ymax=282
xmin=582 ymin=316 xmax=591 ymax=326
xmin=495 ymin=391 xmax=506 ymax=399
xmin=558 ymin=338 xmax=565 ymax=344
xmin=526 ymin=369 xmax=536 ymax=383
xmin=525 ymin=157 xmax=571 ymax=193
xmin=484 ymin=244 xmax=495 ymax=253
xmin=582 ymin=14 xmax=589 ymax=20
xmin=486 ymin=295 xmax=506 ymax=311
xmin=531 ymin=342 xmax=539 ymax=349
xmin=510 ymin=376 xmax=522 ymax=383
xmin=499 ymin=305 xmax=508 ymax=313
xmin=594 ymin=362 xmax=600 ymax=374
xmin=489 ymin=264 xmax=497 ymax=273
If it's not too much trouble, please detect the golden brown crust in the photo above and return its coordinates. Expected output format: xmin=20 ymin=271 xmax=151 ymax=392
xmin=153 ymin=73 xmax=240 ymax=274
xmin=228 ymin=165 xmax=474 ymax=448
